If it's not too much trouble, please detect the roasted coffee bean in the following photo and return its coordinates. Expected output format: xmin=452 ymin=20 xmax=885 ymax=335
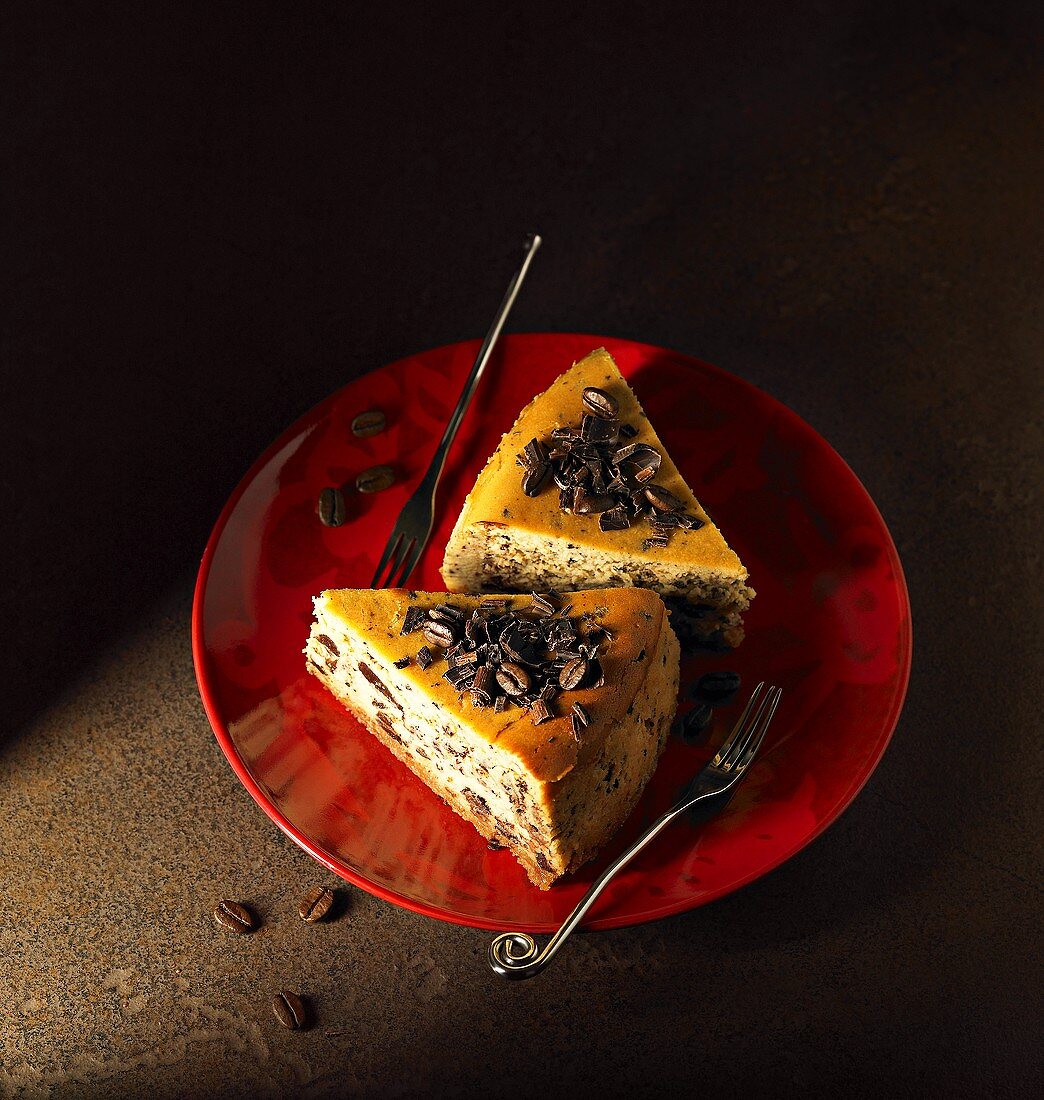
xmin=423 ymin=619 xmax=457 ymax=648
xmin=644 ymin=484 xmax=684 ymax=512
xmin=692 ymin=670 xmax=741 ymax=705
xmin=298 ymin=886 xmax=336 ymax=923
xmin=581 ymin=386 xmax=619 ymax=420
xmin=521 ymin=462 xmax=551 ymax=496
xmin=355 ymin=465 xmax=395 ymax=493
xmin=213 ymin=900 xmax=256 ymax=934
xmin=682 ymin=703 xmax=714 ymax=741
xmin=317 ymin=487 xmax=347 ymax=527
xmin=559 ymin=656 xmax=588 ymax=691
xmin=351 ymin=409 xmax=386 ymax=438
xmin=272 ymin=990 xmax=307 ymax=1030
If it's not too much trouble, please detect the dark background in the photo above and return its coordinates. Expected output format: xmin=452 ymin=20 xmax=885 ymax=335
xmin=3 ymin=1 xmax=1041 ymax=1097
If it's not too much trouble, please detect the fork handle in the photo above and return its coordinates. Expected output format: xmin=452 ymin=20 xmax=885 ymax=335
xmin=487 ymin=788 xmax=718 ymax=980
xmin=419 ymin=234 xmax=542 ymax=496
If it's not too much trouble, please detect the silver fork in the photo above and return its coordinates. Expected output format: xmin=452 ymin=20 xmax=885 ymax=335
xmin=370 ymin=233 xmax=542 ymax=588
xmin=488 ymin=682 xmax=783 ymax=980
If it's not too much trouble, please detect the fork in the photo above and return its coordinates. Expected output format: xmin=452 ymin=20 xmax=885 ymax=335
xmin=487 ymin=682 xmax=783 ymax=980
xmin=370 ymin=233 xmax=543 ymax=588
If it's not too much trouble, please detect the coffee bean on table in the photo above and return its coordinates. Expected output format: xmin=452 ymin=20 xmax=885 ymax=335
xmin=351 ymin=409 xmax=386 ymax=438
xmin=682 ymin=703 xmax=714 ymax=742
xmin=581 ymin=386 xmax=619 ymax=420
xmin=213 ymin=900 xmax=256 ymax=934
xmin=298 ymin=886 xmax=336 ymax=923
xmin=272 ymin=990 xmax=307 ymax=1030
xmin=692 ymin=671 xmax=741 ymax=705
xmin=355 ymin=465 xmax=395 ymax=493
xmin=317 ymin=487 xmax=347 ymax=527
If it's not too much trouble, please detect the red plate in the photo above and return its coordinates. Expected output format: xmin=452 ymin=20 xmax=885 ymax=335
xmin=192 ymin=334 xmax=911 ymax=932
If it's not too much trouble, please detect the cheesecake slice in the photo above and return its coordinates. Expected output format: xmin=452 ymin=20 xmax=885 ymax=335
xmin=305 ymin=587 xmax=680 ymax=889
xmin=440 ymin=347 xmax=754 ymax=647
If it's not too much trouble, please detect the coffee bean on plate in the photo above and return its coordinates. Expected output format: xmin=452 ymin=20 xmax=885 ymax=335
xmin=272 ymin=990 xmax=307 ymax=1030
xmin=351 ymin=409 xmax=386 ymax=438
xmin=682 ymin=703 xmax=714 ymax=742
xmin=298 ymin=886 xmax=335 ymax=923
xmin=213 ymin=900 xmax=256 ymax=934
xmin=355 ymin=465 xmax=395 ymax=493
xmin=692 ymin=671 xmax=741 ymax=705
xmin=317 ymin=487 xmax=347 ymax=526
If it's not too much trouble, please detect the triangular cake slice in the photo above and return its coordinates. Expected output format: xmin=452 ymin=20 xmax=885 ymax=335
xmin=441 ymin=348 xmax=754 ymax=647
xmin=306 ymin=587 xmax=680 ymax=889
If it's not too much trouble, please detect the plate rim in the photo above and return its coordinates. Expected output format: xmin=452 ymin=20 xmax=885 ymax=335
xmin=192 ymin=332 xmax=913 ymax=932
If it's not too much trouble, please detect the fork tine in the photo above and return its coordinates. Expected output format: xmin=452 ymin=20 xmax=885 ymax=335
xmin=389 ymin=537 xmax=418 ymax=589
xmin=720 ymin=684 xmax=776 ymax=770
xmin=371 ymin=532 xmax=403 ymax=588
xmin=711 ymin=682 xmax=764 ymax=767
xmin=736 ymin=686 xmax=782 ymax=771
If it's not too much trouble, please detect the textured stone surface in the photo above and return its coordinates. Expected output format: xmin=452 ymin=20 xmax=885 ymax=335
xmin=2 ymin=2 xmax=1041 ymax=1097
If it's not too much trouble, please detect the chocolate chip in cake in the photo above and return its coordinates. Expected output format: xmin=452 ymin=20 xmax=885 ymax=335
xmin=644 ymin=484 xmax=684 ymax=512
xmin=393 ymin=656 xmax=411 ymax=669
xmin=351 ymin=409 xmax=386 ymax=438
xmin=317 ymin=487 xmax=347 ymax=527
xmin=355 ymin=464 xmax=396 ymax=493
xmin=400 ymin=606 xmax=427 ymax=635
xmin=581 ymin=386 xmax=619 ymax=420
xmin=530 ymin=699 xmax=553 ymax=725
xmin=316 ymin=634 xmax=340 ymax=656
xmin=599 ymin=507 xmax=631 ymax=532
xmin=521 ymin=461 xmax=551 ymax=496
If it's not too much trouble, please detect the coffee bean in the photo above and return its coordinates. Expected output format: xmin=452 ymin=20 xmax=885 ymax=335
xmin=644 ymin=484 xmax=684 ymax=512
xmin=692 ymin=670 xmax=741 ymax=705
xmin=272 ymin=990 xmax=307 ymax=1030
xmin=355 ymin=465 xmax=395 ymax=493
xmin=496 ymin=661 xmax=530 ymax=695
xmin=682 ymin=703 xmax=714 ymax=742
xmin=521 ymin=462 xmax=551 ymax=496
xmin=213 ymin=900 xmax=256 ymax=934
xmin=558 ymin=656 xmax=588 ymax=691
xmin=581 ymin=386 xmax=619 ymax=420
xmin=351 ymin=409 xmax=386 ymax=438
xmin=317 ymin=487 xmax=347 ymax=526
xmin=298 ymin=886 xmax=335 ymax=923
xmin=423 ymin=619 xmax=457 ymax=648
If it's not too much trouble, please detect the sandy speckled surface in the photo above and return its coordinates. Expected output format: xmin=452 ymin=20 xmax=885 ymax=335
xmin=3 ymin=2 xmax=1041 ymax=1097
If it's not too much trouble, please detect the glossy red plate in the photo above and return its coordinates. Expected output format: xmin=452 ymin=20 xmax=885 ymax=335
xmin=192 ymin=334 xmax=911 ymax=932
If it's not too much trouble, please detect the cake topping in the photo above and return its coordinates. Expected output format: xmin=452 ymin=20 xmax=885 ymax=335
xmin=516 ymin=387 xmax=705 ymax=547
xmin=402 ymin=595 xmax=610 ymax=728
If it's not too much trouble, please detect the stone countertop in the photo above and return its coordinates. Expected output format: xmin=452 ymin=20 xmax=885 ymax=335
xmin=3 ymin=3 xmax=1041 ymax=1097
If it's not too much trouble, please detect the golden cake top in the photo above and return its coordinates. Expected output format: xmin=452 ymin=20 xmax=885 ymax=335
xmin=446 ymin=347 xmax=747 ymax=578
xmin=313 ymin=587 xmax=677 ymax=784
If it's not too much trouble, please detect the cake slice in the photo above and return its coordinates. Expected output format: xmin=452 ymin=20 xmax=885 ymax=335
xmin=305 ymin=587 xmax=680 ymax=889
xmin=440 ymin=347 xmax=754 ymax=647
